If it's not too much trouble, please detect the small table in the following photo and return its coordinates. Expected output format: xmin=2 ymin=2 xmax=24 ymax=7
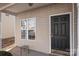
xmin=19 ymin=45 xmax=29 ymax=56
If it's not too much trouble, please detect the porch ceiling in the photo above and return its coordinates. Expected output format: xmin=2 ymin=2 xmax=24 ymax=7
xmin=0 ymin=3 xmax=51 ymax=15
xmin=0 ymin=3 xmax=9 ymax=8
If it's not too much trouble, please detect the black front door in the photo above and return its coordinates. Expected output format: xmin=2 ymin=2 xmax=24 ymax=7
xmin=51 ymin=14 xmax=70 ymax=52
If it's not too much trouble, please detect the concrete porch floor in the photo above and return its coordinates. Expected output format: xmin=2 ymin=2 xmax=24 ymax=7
xmin=2 ymin=45 xmax=70 ymax=56
xmin=8 ymin=46 xmax=49 ymax=56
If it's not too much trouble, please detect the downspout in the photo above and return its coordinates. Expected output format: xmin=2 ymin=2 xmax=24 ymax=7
xmin=71 ymin=3 xmax=77 ymax=56
xmin=73 ymin=3 xmax=78 ymax=56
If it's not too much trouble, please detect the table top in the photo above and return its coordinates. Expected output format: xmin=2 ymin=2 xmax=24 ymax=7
xmin=18 ymin=45 xmax=29 ymax=49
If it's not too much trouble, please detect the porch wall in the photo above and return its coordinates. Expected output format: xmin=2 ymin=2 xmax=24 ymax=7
xmin=0 ymin=13 xmax=15 ymax=48
xmin=16 ymin=4 xmax=73 ymax=54
xmin=1 ymin=13 xmax=15 ymax=38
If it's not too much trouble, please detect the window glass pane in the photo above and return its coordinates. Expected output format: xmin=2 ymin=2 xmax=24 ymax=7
xmin=21 ymin=20 xmax=27 ymax=29
xmin=21 ymin=30 xmax=27 ymax=39
xmin=28 ymin=30 xmax=35 ymax=40
xmin=28 ymin=18 xmax=35 ymax=30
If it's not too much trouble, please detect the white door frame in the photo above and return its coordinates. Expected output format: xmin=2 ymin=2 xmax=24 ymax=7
xmin=49 ymin=12 xmax=73 ymax=56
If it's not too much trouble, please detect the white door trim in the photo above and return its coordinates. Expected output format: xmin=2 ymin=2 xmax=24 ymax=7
xmin=77 ymin=4 xmax=79 ymax=56
xmin=49 ymin=12 xmax=73 ymax=56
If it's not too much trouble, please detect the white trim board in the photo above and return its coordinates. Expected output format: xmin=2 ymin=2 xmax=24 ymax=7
xmin=49 ymin=12 xmax=73 ymax=56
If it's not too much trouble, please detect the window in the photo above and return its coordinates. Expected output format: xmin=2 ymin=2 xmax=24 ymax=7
xmin=21 ymin=17 xmax=36 ymax=40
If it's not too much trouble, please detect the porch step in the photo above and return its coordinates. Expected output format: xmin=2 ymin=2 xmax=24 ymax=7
xmin=51 ymin=49 xmax=70 ymax=56
xmin=50 ymin=53 xmax=65 ymax=56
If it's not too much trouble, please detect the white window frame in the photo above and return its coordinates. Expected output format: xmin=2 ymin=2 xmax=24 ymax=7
xmin=21 ymin=17 xmax=36 ymax=40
